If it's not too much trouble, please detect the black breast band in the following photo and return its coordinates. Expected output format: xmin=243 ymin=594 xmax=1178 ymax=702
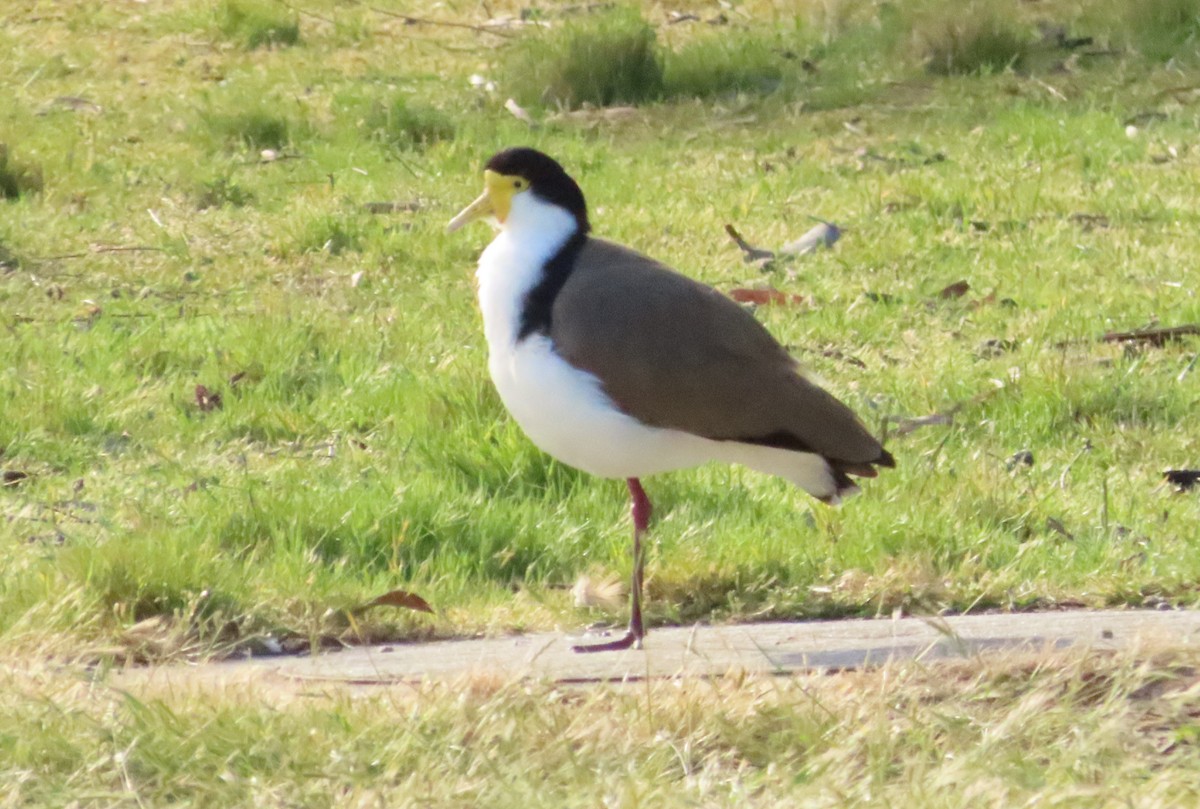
xmin=517 ymin=232 xmax=588 ymax=341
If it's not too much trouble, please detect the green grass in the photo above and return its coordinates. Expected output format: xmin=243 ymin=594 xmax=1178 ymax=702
xmin=0 ymin=143 xmax=43 ymax=199
xmin=913 ymin=3 xmax=1032 ymax=76
xmin=194 ymin=175 xmax=254 ymax=209
xmin=0 ymin=0 xmax=1195 ymax=652
xmin=358 ymin=95 xmax=456 ymax=149
xmin=504 ymin=8 xmax=664 ymax=108
xmin=203 ymin=108 xmax=294 ymax=151
xmin=3 ymin=0 xmax=1200 ymax=800
xmin=1 ymin=0 xmax=1199 ymax=663
xmin=217 ymin=0 xmax=301 ymax=49
xmin=664 ymin=30 xmax=786 ymax=98
xmin=1114 ymin=0 xmax=1200 ymax=61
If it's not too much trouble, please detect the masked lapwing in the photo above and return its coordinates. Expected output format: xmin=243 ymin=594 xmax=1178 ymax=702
xmin=449 ymin=147 xmax=894 ymax=653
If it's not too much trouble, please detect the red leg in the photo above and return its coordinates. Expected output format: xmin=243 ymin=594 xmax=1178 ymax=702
xmin=573 ymin=478 xmax=652 ymax=653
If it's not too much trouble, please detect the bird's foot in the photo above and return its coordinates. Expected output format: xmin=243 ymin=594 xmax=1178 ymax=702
xmin=571 ymin=630 xmax=643 ymax=654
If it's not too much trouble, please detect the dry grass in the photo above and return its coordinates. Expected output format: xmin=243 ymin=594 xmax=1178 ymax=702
xmin=4 ymin=644 xmax=1200 ymax=806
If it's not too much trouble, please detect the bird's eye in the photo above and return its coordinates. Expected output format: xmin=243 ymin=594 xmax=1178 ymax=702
xmin=513 ymin=179 xmax=526 ymax=190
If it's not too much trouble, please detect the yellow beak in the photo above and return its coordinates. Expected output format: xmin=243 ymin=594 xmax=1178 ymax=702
xmin=446 ymin=190 xmax=492 ymax=233
xmin=447 ymin=170 xmax=518 ymax=233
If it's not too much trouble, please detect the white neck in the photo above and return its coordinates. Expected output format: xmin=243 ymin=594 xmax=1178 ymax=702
xmin=475 ymin=193 xmax=580 ymax=351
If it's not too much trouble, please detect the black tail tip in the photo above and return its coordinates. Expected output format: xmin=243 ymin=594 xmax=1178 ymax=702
xmin=877 ymin=448 xmax=897 ymax=468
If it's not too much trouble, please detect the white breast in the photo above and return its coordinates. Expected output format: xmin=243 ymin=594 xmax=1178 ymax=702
xmin=474 ymin=194 xmax=717 ymax=479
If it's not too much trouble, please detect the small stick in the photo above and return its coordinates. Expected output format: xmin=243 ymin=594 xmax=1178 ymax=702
xmin=1058 ymin=440 xmax=1093 ymax=489
xmin=723 ymin=224 xmax=775 ymax=263
xmin=357 ymin=3 xmax=518 ymax=38
xmin=274 ymin=0 xmax=336 ymax=25
xmin=1178 ymin=353 xmax=1198 ymax=382
xmin=1102 ymin=324 xmax=1200 ymax=346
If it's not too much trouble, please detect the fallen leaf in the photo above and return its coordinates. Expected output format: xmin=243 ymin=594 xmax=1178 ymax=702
xmin=1165 ymin=470 xmax=1200 ymax=492
xmin=937 ymin=280 xmax=970 ymax=299
xmin=195 ymin=384 xmax=222 ymax=412
xmin=362 ymin=588 xmax=434 ymax=614
xmin=819 ymin=347 xmax=867 ymax=369
xmin=977 ymin=338 xmax=1018 ymax=357
xmin=729 ymin=287 xmax=807 ymax=306
xmin=967 ymin=291 xmax=1000 ymax=310
xmin=74 ymin=303 xmax=102 ymax=325
xmin=1046 ymin=517 xmax=1075 ymax=540
xmin=2 ymin=470 xmax=29 ymax=487
xmin=1007 ymin=450 xmax=1035 ymax=469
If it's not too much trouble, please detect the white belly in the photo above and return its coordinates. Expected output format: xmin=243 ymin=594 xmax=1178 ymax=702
xmin=488 ymin=334 xmax=719 ymax=479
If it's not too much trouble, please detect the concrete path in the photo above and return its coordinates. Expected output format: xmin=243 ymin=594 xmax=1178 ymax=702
xmin=119 ymin=609 xmax=1200 ymax=692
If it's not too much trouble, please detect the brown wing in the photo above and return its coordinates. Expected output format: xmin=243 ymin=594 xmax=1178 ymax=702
xmin=550 ymin=238 xmax=891 ymax=467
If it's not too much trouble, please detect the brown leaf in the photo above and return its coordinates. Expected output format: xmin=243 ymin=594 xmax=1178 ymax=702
xmin=938 ymin=280 xmax=970 ymax=299
xmin=2 ymin=470 xmax=29 ymax=487
xmin=967 ymin=291 xmax=999 ymax=309
xmin=194 ymin=384 xmax=222 ymax=412
xmin=729 ymin=287 xmax=807 ymax=306
xmin=74 ymin=303 xmax=102 ymax=325
xmin=977 ymin=338 xmax=1018 ymax=357
xmin=1046 ymin=516 xmax=1075 ymax=540
xmin=1007 ymin=450 xmax=1035 ymax=469
xmin=363 ymin=588 xmax=434 ymax=614
xmin=820 ymin=347 xmax=867 ymax=368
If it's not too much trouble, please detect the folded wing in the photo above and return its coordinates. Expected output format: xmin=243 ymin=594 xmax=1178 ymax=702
xmin=550 ymin=239 xmax=894 ymax=473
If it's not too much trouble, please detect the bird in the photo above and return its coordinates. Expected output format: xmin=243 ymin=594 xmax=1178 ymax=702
xmin=448 ymin=147 xmax=894 ymax=653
